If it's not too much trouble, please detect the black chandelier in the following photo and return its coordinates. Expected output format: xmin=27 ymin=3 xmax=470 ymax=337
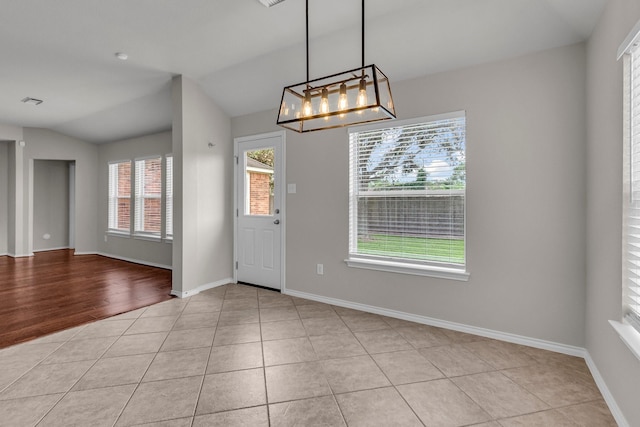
xmin=276 ymin=0 xmax=396 ymax=132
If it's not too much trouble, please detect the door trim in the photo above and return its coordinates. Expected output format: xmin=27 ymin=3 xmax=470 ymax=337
xmin=233 ymin=131 xmax=286 ymax=292
xmin=69 ymin=162 xmax=76 ymax=249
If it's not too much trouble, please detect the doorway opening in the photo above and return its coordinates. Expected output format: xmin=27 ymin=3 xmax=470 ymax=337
xmin=32 ymin=160 xmax=75 ymax=253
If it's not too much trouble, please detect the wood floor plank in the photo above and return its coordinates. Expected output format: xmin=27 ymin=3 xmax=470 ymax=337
xmin=0 ymin=249 xmax=172 ymax=348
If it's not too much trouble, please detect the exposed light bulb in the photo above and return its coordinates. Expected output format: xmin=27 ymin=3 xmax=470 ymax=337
xmin=338 ymin=83 xmax=348 ymax=111
xmin=320 ymin=88 xmax=329 ymax=114
xmin=303 ymin=91 xmax=312 ymax=117
xmin=357 ymin=78 xmax=367 ymax=108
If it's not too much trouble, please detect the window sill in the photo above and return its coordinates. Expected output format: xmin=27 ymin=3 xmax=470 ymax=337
xmin=609 ymin=320 xmax=640 ymax=362
xmin=345 ymin=257 xmax=470 ymax=281
xmin=164 ymin=237 xmax=173 ymax=244
xmin=107 ymin=231 xmax=130 ymax=238
xmin=133 ymin=233 xmax=162 ymax=242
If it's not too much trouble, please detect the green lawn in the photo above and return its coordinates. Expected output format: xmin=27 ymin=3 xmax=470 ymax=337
xmin=358 ymin=234 xmax=464 ymax=264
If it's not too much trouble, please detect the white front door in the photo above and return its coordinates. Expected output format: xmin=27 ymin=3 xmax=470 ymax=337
xmin=234 ymin=132 xmax=284 ymax=290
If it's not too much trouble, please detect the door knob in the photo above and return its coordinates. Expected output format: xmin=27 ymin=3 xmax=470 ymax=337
xmin=273 ymin=219 xmax=280 ymax=225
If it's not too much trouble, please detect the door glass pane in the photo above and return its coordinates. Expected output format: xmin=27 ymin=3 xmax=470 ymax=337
xmin=244 ymin=147 xmax=275 ymax=216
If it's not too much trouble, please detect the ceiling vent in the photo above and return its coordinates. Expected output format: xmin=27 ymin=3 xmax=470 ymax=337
xmin=258 ymin=0 xmax=286 ymax=7
xmin=21 ymin=97 xmax=43 ymax=106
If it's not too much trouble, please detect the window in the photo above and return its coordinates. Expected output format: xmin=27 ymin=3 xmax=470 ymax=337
xmin=108 ymin=161 xmax=131 ymax=233
xmin=347 ymin=111 xmax=468 ymax=280
xmin=166 ymin=155 xmax=173 ymax=239
xmin=245 ymin=148 xmax=275 ymax=216
xmin=613 ymin=21 xmax=640 ymax=362
xmin=134 ymin=157 xmax=162 ymax=236
xmin=622 ymin=30 xmax=640 ymax=335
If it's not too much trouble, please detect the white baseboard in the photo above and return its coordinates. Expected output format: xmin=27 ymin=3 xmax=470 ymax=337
xmin=7 ymin=252 xmax=34 ymax=258
xmin=584 ymin=353 xmax=629 ymax=427
xmin=171 ymin=278 xmax=232 ymax=298
xmin=33 ymin=246 xmax=69 ymax=253
xmin=284 ymin=289 xmax=584 ymax=357
xmin=93 ymin=252 xmax=172 ymax=270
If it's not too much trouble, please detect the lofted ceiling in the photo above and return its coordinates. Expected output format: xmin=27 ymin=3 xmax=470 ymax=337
xmin=0 ymin=0 xmax=607 ymax=143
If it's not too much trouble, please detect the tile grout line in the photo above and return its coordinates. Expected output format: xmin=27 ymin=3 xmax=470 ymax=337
xmin=258 ymin=292 xmax=273 ymax=427
xmin=31 ymin=390 xmax=67 ymax=426
xmin=0 ymin=340 xmax=68 ymax=396
xmin=310 ymin=305 xmax=396 ymax=425
xmin=444 ymin=345 xmax=596 ymax=423
xmin=0 ymin=321 xmax=94 ymax=396
xmin=191 ymin=285 xmax=227 ymax=425
xmin=439 ymin=344 xmax=508 ymax=424
xmin=35 ymin=315 xmax=142 ymax=427
xmin=111 ymin=303 xmax=181 ymax=427
xmin=108 ymin=305 xmax=159 ymax=427
xmin=294 ymin=301 xmax=348 ymax=427
xmin=347 ymin=314 xmax=428 ymax=426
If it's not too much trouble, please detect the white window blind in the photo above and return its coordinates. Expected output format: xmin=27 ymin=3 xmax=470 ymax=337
xmin=134 ymin=157 xmax=162 ymax=236
xmin=108 ymin=161 xmax=131 ymax=233
xmin=625 ymin=42 xmax=640 ymax=333
xmin=348 ymin=112 xmax=466 ymax=269
xmin=166 ymin=155 xmax=173 ymax=239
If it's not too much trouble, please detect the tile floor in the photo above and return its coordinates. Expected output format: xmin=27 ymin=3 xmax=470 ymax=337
xmin=0 ymin=284 xmax=617 ymax=426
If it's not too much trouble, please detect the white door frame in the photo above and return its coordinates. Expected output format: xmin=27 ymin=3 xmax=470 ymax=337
xmin=69 ymin=162 xmax=75 ymax=249
xmin=233 ymin=131 xmax=286 ymax=292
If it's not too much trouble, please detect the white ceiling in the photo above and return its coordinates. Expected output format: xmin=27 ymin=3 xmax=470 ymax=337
xmin=0 ymin=0 xmax=606 ymax=143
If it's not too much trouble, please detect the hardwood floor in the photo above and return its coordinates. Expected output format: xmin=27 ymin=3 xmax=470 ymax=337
xmin=0 ymin=249 xmax=172 ymax=349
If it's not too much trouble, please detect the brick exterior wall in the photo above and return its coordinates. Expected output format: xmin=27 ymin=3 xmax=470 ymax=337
xmin=141 ymin=159 xmax=162 ymax=233
xmin=249 ymin=172 xmax=272 ymax=215
xmin=117 ymin=162 xmax=131 ymax=230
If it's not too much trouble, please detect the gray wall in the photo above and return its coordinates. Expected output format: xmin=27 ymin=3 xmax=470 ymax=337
xmin=172 ymin=76 xmax=233 ymax=294
xmin=232 ymin=42 xmax=587 ymax=347
xmin=586 ymin=0 xmax=640 ymax=425
xmin=0 ymin=124 xmax=24 ymax=256
xmin=0 ymin=141 xmax=8 ymax=255
xmin=97 ymin=131 xmax=172 ymax=267
xmin=33 ymin=160 xmax=70 ymax=251
xmin=0 ymin=124 xmax=23 ymax=141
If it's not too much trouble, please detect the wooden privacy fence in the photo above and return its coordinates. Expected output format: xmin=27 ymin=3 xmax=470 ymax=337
xmin=357 ymin=190 xmax=464 ymax=238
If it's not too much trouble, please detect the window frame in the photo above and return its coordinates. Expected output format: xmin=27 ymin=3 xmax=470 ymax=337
xmin=133 ymin=155 xmax=163 ymax=240
xmin=345 ymin=111 xmax=469 ymax=281
xmin=107 ymin=160 xmax=132 ymax=236
xmin=165 ymin=154 xmax=173 ymax=242
xmin=612 ymin=18 xmax=640 ymax=362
